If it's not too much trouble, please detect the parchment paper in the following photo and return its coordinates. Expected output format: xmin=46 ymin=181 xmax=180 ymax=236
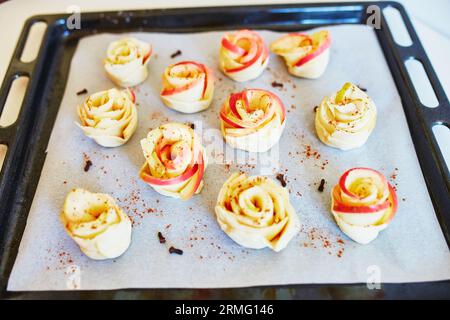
xmin=8 ymin=25 xmax=450 ymax=291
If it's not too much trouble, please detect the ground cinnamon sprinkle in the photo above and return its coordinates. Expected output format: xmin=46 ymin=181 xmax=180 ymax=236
xmin=116 ymin=185 xmax=161 ymax=227
xmin=301 ymin=226 xmax=346 ymax=258
xmin=303 ymin=145 xmax=321 ymax=160
xmin=389 ymin=168 xmax=399 ymax=190
xmin=44 ymin=245 xmax=77 ymax=272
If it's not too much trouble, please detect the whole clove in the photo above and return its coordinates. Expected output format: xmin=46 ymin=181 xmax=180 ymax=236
xmin=83 ymin=160 xmax=92 ymax=172
xmin=169 ymin=246 xmax=183 ymax=255
xmin=170 ymin=50 xmax=182 ymax=59
xmin=76 ymin=88 xmax=88 ymax=95
xmin=271 ymin=81 xmax=283 ymax=88
xmin=276 ymin=173 xmax=287 ymax=187
xmin=157 ymin=232 xmax=166 ymax=244
xmin=318 ymin=179 xmax=326 ymax=192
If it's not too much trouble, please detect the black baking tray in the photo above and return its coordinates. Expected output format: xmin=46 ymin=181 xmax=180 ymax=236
xmin=0 ymin=1 xmax=449 ymax=299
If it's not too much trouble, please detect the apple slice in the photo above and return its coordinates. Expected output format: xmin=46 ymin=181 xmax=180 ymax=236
xmin=220 ymin=111 xmax=243 ymax=128
xmin=128 ymin=89 xmax=136 ymax=103
xmin=160 ymin=61 xmax=212 ymax=106
xmin=335 ymin=82 xmax=353 ymax=104
xmin=224 ymin=31 xmax=266 ymax=73
xmin=228 ymin=92 xmax=244 ymax=119
xmin=294 ymin=31 xmax=331 ymax=67
xmin=142 ymin=46 xmax=152 ymax=64
xmin=221 ymin=89 xmax=285 ymax=129
xmin=157 ymin=141 xmax=192 ymax=173
xmin=244 ymin=89 xmax=286 ymax=121
xmin=332 ymin=168 xmax=398 ymax=228
xmin=338 ymin=167 xmax=388 ymax=200
xmin=174 ymin=61 xmax=209 ymax=98
xmin=221 ymin=37 xmax=246 ymax=56
xmin=226 ymin=46 xmax=262 ymax=73
xmin=378 ymin=184 xmax=398 ymax=224
xmin=332 ymin=186 xmax=391 ymax=214
xmin=140 ymin=162 xmax=198 ymax=186
xmin=179 ymin=153 xmax=205 ymax=200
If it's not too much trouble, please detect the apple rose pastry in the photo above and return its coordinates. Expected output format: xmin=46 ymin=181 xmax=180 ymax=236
xmin=77 ymin=88 xmax=138 ymax=147
xmin=220 ymin=89 xmax=286 ymax=152
xmin=315 ymin=82 xmax=377 ymax=150
xmin=331 ymin=168 xmax=398 ymax=244
xmin=61 ymin=189 xmax=132 ymax=260
xmin=270 ymin=30 xmax=330 ymax=79
xmin=139 ymin=123 xmax=207 ymax=200
xmin=219 ymin=30 xmax=269 ymax=82
xmin=215 ymin=172 xmax=301 ymax=252
xmin=104 ymin=37 xmax=152 ymax=87
xmin=160 ymin=61 xmax=214 ymax=113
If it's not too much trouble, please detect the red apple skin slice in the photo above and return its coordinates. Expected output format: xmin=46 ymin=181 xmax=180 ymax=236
xmin=257 ymin=89 xmax=286 ymax=121
xmin=160 ymin=61 xmax=208 ymax=98
xmin=332 ymin=168 xmax=398 ymax=216
xmin=142 ymin=47 xmax=152 ymax=64
xmin=128 ymin=89 xmax=136 ymax=103
xmin=228 ymin=92 xmax=244 ymax=119
xmin=225 ymin=51 xmax=262 ymax=73
xmin=380 ymin=183 xmax=398 ymax=224
xmin=160 ymin=78 xmax=201 ymax=96
xmin=220 ymin=111 xmax=243 ymax=129
xmin=173 ymin=61 xmax=209 ymax=98
xmin=140 ymin=162 xmax=198 ymax=186
xmin=157 ymin=143 xmax=190 ymax=171
xmin=242 ymin=89 xmax=286 ymax=121
xmin=332 ymin=189 xmax=391 ymax=214
xmin=221 ymin=37 xmax=246 ymax=55
xmin=224 ymin=35 xmax=265 ymax=73
xmin=179 ymin=153 xmax=205 ymax=200
xmin=294 ymin=35 xmax=331 ymax=67
xmin=338 ymin=167 xmax=388 ymax=200
xmin=220 ymin=89 xmax=285 ymax=129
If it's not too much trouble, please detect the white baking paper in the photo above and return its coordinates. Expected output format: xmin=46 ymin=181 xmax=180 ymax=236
xmin=8 ymin=25 xmax=450 ymax=291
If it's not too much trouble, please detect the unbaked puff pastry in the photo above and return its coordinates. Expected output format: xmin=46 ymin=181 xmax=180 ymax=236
xmin=219 ymin=30 xmax=269 ymax=82
xmin=315 ymin=82 xmax=377 ymax=150
xmin=331 ymin=168 xmax=398 ymax=244
xmin=220 ymin=88 xmax=286 ymax=153
xmin=270 ymin=30 xmax=330 ymax=79
xmin=215 ymin=172 xmax=301 ymax=252
xmin=160 ymin=61 xmax=214 ymax=113
xmin=139 ymin=122 xmax=207 ymax=200
xmin=61 ymin=189 xmax=132 ymax=260
xmin=104 ymin=38 xmax=152 ymax=87
xmin=77 ymin=88 xmax=137 ymax=147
